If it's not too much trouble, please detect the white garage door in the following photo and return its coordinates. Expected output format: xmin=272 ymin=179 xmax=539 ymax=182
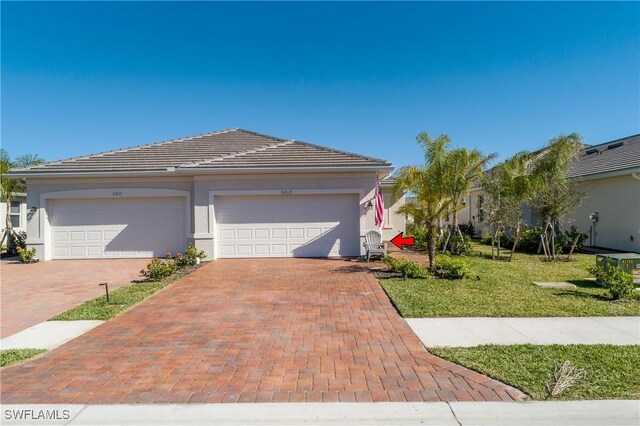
xmin=49 ymin=197 xmax=187 ymax=259
xmin=215 ymin=194 xmax=360 ymax=258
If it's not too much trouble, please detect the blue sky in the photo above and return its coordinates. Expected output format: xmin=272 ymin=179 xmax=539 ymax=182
xmin=2 ymin=1 xmax=639 ymax=169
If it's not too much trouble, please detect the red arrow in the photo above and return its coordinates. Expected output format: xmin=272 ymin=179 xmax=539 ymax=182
xmin=390 ymin=232 xmax=415 ymax=250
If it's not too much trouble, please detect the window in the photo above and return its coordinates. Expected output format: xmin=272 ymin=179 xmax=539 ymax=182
xmin=10 ymin=201 xmax=20 ymax=228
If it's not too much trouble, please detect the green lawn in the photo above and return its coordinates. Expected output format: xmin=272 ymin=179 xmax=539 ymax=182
xmin=50 ymin=279 xmax=173 ymax=321
xmin=380 ymin=244 xmax=640 ymax=317
xmin=1 ymin=349 xmax=47 ymax=368
xmin=430 ymin=344 xmax=640 ymax=400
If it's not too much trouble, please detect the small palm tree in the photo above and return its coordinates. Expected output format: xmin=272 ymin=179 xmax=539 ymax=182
xmin=394 ymin=132 xmax=451 ymax=268
xmin=441 ymin=147 xmax=496 ymax=252
xmin=0 ymin=149 xmax=44 ymax=249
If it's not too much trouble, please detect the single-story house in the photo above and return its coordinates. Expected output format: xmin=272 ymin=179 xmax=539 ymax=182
xmin=564 ymin=134 xmax=640 ymax=253
xmin=451 ymin=134 xmax=640 ymax=253
xmin=0 ymin=193 xmax=28 ymax=237
xmin=9 ymin=128 xmax=398 ymax=261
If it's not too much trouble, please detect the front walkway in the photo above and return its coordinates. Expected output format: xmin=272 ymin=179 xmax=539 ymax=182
xmin=0 ymin=258 xmax=148 ymax=338
xmin=407 ymin=317 xmax=640 ymax=347
xmin=0 ymin=320 xmax=104 ymax=350
xmin=0 ymin=258 xmax=524 ymax=403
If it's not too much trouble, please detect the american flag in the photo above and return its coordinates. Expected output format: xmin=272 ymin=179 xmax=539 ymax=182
xmin=374 ymin=178 xmax=385 ymax=230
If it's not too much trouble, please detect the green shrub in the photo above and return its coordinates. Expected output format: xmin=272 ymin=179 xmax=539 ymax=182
xmin=384 ymin=256 xmax=429 ymax=279
xmin=517 ymin=226 xmax=542 ymax=254
xmin=174 ymin=245 xmax=207 ymax=268
xmin=140 ymin=258 xmax=175 ymax=281
xmin=559 ymin=226 xmax=588 ymax=253
xmin=16 ymin=246 xmax=37 ymax=263
xmin=435 ymin=255 xmax=470 ymax=279
xmin=7 ymin=231 xmax=27 ymax=255
xmin=449 ymin=233 xmax=472 ymax=256
xmin=406 ymin=224 xmax=429 ymax=250
xmin=480 ymin=234 xmax=493 ymax=245
xmin=459 ymin=222 xmax=475 ymax=237
xmin=588 ymin=265 xmax=636 ymax=300
xmin=479 ymin=232 xmax=509 ymax=248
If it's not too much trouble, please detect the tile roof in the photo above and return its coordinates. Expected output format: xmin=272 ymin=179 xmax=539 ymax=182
xmin=569 ymin=134 xmax=640 ymax=179
xmin=10 ymin=129 xmax=391 ymax=175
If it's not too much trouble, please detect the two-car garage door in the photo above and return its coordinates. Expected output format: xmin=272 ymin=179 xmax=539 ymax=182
xmin=47 ymin=193 xmax=361 ymax=259
xmin=49 ymin=197 xmax=187 ymax=259
xmin=215 ymin=194 xmax=360 ymax=258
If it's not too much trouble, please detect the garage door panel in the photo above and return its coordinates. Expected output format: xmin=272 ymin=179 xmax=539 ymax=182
xmin=215 ymin=194 xmax=359 ymax=258
xmin=50 ymin=197 xmax=187 ymax=259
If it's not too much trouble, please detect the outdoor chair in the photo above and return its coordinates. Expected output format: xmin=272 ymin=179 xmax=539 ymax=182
xmin=363 ymin=230 xmax=387 ymax=261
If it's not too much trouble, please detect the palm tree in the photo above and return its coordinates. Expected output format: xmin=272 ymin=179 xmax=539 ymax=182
xmin=441 ymin=147 xmax=496 ymax=252
xmin=0 ymin=149 xmax=44 ymax=249
xmin=394 ymin=132 xmax=451 ymax=268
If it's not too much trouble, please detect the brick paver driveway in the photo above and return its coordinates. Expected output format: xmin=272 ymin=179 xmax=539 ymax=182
xmin=0 ymin=258 xmax=149 ymax=338
xmin=0 ymin=259 xmax=525 ymax=403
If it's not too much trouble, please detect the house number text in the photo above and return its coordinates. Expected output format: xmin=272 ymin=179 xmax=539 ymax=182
xmin=281 ymin=190 xmax=293 ymax=195
xmin=112 ymin=191 xmax=123 ymax=196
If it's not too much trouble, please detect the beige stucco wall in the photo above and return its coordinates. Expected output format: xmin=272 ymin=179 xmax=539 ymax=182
xmin=25 ymin=172 xmax=381 ymax=260
xmin=565 ymin=174 xmax=640 ymax=253
xmin=443 ymin=189 xmax=490 ymax=236
xmin=451 ymin=173 xmax=640 ymax=253
xmin=380 ymin=187 xmax=406 ymax=241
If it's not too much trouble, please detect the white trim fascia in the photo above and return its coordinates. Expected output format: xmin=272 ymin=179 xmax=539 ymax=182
xmin=182 ymin=166 xmax=394 ymax=175
xmin=205 ymin=188 xmax=367 ymax=260
xmin=10 ymin=166 xmax=393 ymax=179
xmin=568 ymin=167 xmax=640 ymax=183
xmin=27 ymin=176 xmax=195 ymax=185
xmin=37 ymin=188 xmax=192 ymax=261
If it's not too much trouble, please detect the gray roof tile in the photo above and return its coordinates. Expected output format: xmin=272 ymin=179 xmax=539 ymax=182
xmin=11 ymin=129 xmax=390 ymax=175
xmin=569 ymin=134 xmax=640 ymax=178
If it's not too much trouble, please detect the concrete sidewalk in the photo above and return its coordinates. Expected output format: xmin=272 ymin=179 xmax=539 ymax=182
xmin=0 ymin=321 xmax=103 ymax=350
xmin=406 ymin=317 xmax=640 ymax=347
xmin=2 ymin=401 xmax=638 ymax=425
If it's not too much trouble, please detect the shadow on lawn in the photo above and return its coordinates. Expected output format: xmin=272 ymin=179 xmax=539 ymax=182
xmin=555 ymin=289 xmax=611 ymax=302
xmin=567 ymin=279 xmax=603 ymax=289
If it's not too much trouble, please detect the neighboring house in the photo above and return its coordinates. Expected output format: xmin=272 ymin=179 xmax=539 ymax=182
xmin=565 ymin=134 xmax=640 ymax=253
xmin=452 ymin=134 xmax=640 ymax=253
xmin=379 ymin=177 xmax=406 ymax=241
xmin=0 ymin=193 xmax=28 ymax=238
xmin=9 ymin=129 xmax=393 ymax=261
xmin=451 ymin=188 xmax=539 ymax=238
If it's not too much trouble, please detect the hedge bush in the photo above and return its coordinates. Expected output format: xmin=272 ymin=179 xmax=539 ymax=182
xmin=384 ymin=256 xmax=430 ymax=279
xmin=435 ymin=255 xmax=471 ymax=279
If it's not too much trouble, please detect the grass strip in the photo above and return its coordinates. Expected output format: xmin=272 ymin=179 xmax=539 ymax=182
xmin=430 ymin=344 xmax=640 ymax=400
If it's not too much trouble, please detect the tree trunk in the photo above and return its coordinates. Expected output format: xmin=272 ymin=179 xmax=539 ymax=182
xmin=550 ymin=223 xmax=556 ymax=260
xmin=441 ymin=227 xmax=451 ymax=253
xmin=540 ymin=233 xmax=548 ymax=259
xmin=451 ymin=201 xmax=459 ymax=232
xmin=426 ymin=224 xmax=437 ymax=269
xmin=491 ymin=227 xmax=496 ymax=260
xmin=567 ymin=234 xmax=580 ymax=260
xmin=508 ymin=226 xmax=520 ymax=262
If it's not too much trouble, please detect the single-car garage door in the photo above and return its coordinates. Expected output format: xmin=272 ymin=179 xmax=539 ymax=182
xmin=49 ymin=197 xmax=187 ymax=259
xmin=215 ymin=194 xmax=360 ymax=258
